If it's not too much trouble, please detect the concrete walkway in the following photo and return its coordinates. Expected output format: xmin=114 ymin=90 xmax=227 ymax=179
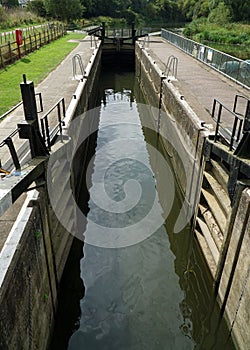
xmin=144 ymin=36 xmax=250 ymax=128
xmin=0 ymin=35 xmax=96 ymax=167
xmin=0 ymin=35 xmax=97 ymax=251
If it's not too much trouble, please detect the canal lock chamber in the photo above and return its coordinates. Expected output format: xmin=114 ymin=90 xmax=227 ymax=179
xmin=49 ymin=48 xmax=236 ymax=350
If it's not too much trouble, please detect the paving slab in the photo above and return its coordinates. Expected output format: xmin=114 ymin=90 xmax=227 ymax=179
xmin=0 ymin=36 xmax=97 ymax=166
xmin=0 ymin=35 xmax=98 ymax=252
xmin=145 ymin=37 xmax=250 ymax=128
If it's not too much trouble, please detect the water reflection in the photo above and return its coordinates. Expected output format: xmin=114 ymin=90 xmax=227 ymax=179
xmin=50 ymin=67 xmax=235 ymax=350
xmin=69 ymin=230 xmax=194 ymax=350
xmin=68 ymin=72 xmax=194 ymax=349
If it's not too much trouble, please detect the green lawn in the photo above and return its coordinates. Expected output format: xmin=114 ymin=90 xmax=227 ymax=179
xmin=0 ymin=32 xmax=84 ymax=116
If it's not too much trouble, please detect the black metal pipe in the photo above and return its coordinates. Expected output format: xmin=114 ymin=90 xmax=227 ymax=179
xmin=4 ymin=136 xmax=21 ymax=170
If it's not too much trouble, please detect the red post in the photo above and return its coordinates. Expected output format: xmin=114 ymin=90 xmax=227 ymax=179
xmin=15 ymin=29 xmax=23 ymax=59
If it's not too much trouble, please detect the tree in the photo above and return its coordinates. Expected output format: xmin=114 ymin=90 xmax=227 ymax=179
xmin=178 ymin=0 xmax=250 ymax=22
xmin=208 ymin=1 xmax=232 ymax=24
xmin=178 ymin=0 xmax=210 ymax=20
xmin=224 ymin=0 xmax=250 ymax=22
xmin=44 ymin=0 xmax=83 ymax=21
xmin=26 ymin=0 xmax=47 ymax=17
xmin=3 ymin=0 xmax=18 ymax=7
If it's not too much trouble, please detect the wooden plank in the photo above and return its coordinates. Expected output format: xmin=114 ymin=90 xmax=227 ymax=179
xmin=204 ymin=171 xmax=231 ymax=216
xmin=201 ymin=187 xmax=227 ymax=233
xmin=199 ymin=204 xmax=223 ymax=250
xmin=196 ymin=217 xmax=220 ymax=264
xmin=194 ymin=229 xmax=217 ymax=279
xmin=210 ymin=159 xmax=229 ymax=193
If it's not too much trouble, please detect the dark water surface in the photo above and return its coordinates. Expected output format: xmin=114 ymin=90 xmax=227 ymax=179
xmin=50 ymin=65 xmax=235 ymax=350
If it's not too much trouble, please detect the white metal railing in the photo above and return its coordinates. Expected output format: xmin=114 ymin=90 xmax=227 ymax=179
xmin=161 ymin=29 xmax=250 ymax=89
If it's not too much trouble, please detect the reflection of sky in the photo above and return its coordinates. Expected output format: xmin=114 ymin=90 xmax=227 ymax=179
xmin=68 ymin=90 xmax=195 ymax=350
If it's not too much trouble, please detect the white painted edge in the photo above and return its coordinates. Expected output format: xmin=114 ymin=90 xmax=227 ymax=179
xmin=0 ymin=190 xmax=12 ymax=217
xmin=0 ymin=190 xmax=39 ymax=289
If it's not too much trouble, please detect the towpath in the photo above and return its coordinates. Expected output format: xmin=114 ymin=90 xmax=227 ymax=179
xmin=0 ymin=35 xmax=96 ymax=251
xmin=0 ymin=35 xmax=96 ymax=166
xmin=144 ymin=36 xmax=249 ymax=128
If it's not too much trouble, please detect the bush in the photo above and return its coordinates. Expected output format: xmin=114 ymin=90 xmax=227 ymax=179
xmin=0 ymin=7 xmax=8 ymax=23
xmin=184 ymin=17 xmax=250 ymax=46
xmin=0 ymin=7 xmax=45 ymax=30
xmin=183 ymin=17 xmax=207 ymax=37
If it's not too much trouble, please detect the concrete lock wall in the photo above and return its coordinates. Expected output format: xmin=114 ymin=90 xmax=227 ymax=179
xmin=135 ymin=42 xmax=207 ymax=212
xmin=135 ymin=41 xmax=250 ymax=349
xmin=0 ymin=42 xmax=102 ymax=349
xmin=0 ymin=190 xmax=57 ymax=350
xmin=218 ymin=188 xmax=250 ymax=349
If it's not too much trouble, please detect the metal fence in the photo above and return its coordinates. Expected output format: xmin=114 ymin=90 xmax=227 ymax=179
xmin=0 ymin=23 xmax=65 ymax=68
xmin=0 ymin=96 xmax=65 ymax=173
xmin=104 ymin=27 xmax=148 ymax=38
xmin=161 ymin=29 xmax=250 ymax=89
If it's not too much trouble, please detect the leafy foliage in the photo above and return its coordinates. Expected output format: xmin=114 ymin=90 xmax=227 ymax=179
xmin=0 ymin=8 xmax=45 ymax=29
xmin=26 ymin=0 xmax=47 ymax=18
xmin=2 ymin=0 xmax=19 ymax=8
xmin=208 ymin=2 xmax=232 ymax=25
xmin=44 ymin=0 xmax=83 ymax=21
xmin=1 ymin=0 xmax=249 ymax=25
xmin=79 ymin=0 xmax=182 ymax=23
xmin=178 ymin=0 xmax=250 ymax=22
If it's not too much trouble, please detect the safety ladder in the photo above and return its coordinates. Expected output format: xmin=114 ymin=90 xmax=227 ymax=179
xmin=163 ymin=55 xmax=178 ymax=79
xmin=72 ymin=54 xmax=85 ymax=81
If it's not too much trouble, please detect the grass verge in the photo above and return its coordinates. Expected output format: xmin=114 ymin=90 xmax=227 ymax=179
xmin=0 ymin=32 xmax=84 ymax=116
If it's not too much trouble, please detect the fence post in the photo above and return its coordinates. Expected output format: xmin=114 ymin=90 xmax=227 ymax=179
xmin=0 ymin=46 xmax=4 ymax=68
xmin=23 ymin=36 xmax=27 ymax=55
xmin=29 ymin=34 xmax=32 ymax=52
xmin=7 ymin=41 xmax=12 ymax=63
xmin=34 ymin=32 xmax=37 ymax=49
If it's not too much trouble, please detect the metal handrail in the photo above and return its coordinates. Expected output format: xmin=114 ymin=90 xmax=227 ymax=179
xmin=161 ymin=29 xmax=250 ymax=89
xmin=0 ymin=97 xmax=65 ymax=172
xmin=141 ymin=34 xmax=150 ymax=48
xmin=233 ymin=94 xmax=250 ymax=133
xmin=40 ymin=97 xmax=65 ymax=150
xmin=86 ymin=26 xmax=102 ymax=36
xmin=72 ymin=54 xmax=85 ymax=80
xmin=163 ymin=55 xmax=178 ymax=79
xmin=212 ymin=99 xmax=244 ymax=151
xmin=0 ymin=128 xmax=21 ymax=171
xmin=0 ymin=92 xmax=43 ymax=121
xmin=90 ymin=34 xmax=98 ymax=48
